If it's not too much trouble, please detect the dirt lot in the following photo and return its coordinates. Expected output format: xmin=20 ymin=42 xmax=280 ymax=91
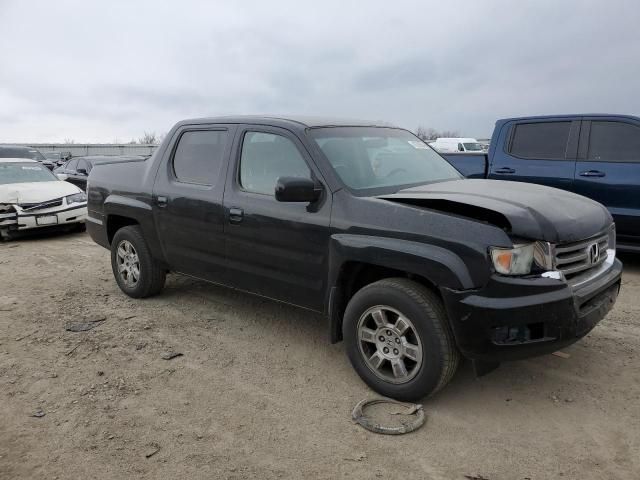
xmin=1 ymin=231 xmax=639 ymax=480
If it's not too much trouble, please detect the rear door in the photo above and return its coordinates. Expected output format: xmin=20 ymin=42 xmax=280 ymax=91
xmin=222 ymin=126 xmax=331 ymax=311
xmin=152 ymin=125 xmax=236 ymax=280
xmin=574 ymin=118 xmax=640 ymax=245
xmin=489 ymin=118 xmax=580 ymax=191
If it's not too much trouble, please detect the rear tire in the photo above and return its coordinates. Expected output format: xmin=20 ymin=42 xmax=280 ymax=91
xmin=111 ymin=226 xmax=166 ymax=298
xmin=343 ymin=278 xmax=459 ymax=401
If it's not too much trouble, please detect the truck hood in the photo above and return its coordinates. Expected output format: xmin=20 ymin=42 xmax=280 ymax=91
xmin=0 ymin=181 xmax=81 ymax=204
xmin=379 ymin=179 xmax=612 ymax=243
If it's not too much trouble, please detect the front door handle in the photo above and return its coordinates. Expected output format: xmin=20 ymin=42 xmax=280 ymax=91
xmin=494 ymin=167 xmax=516 ymax=174
xmin=156 ymin=196 xmax=168 ymax=207
xmin=229 ymin=207 xmax=244 ymax=224
xmin=579 ymin=170 xmax=606 ymax=178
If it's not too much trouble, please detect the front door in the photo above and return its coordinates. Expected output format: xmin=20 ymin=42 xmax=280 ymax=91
xmin=489 ymin=119 xmax=580 ymax=191
xmin=223 ymin=126 xmax=331 ymax=311
xmin=153 ymin=125 xmax=235 ymax=280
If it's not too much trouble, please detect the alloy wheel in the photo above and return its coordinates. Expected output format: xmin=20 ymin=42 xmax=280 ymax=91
xmin=356 ymin=305 xmax=423 ymax=384
xmin=116 ymin=240 xmax=140 ymax=287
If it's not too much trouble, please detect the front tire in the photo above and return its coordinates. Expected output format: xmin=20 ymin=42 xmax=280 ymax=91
xmin=111 ymin=226 xmax=166 ymax=298
xmin=343 ymin=278 xmax=459 ymax=401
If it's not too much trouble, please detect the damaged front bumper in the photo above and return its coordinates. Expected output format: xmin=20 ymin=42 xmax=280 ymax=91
xmin=0 ymin=201 xmax=87 ymax=235
xmin=441 ymin=255 xmax=622 ymax=362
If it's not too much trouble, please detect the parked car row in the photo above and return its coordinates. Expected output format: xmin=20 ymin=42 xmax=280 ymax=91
xmin=53 ymin=155 xmax=146 ymax=191
xmin=43 ymin=150 xmax=72 ymax=166
xmin=0 ymin=142 xmax=148 ymax=240
xmin=0 ymin=145 xmax=73 ymax=171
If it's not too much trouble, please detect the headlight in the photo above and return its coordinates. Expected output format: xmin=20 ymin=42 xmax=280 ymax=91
xmin=66 ymin=192 xmax=87 ymax=204
xmin=490 ymin=241 xmax=554 ymax=276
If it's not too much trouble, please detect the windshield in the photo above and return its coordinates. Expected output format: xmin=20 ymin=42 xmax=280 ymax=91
xmin=0 ymin=163 xmax=58 ymax=185
xmin=0 ymin=147 xmax=46 ymax=161
xmin=44 ymin=152 xmax=61 ymax=160
xmin=309 ymin=127 xmax=461 ymax=192
xmin=463 ymin=142 xmax=484 ymax=152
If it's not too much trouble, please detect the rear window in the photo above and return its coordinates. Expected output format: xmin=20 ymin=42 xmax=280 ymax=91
xmin=509 ymin=122 xmax=571 ymax=160
xmin=588 ymin=121 xmax=640 ymax=162
xmin=172 ymin=130 xmax=228 ymax=185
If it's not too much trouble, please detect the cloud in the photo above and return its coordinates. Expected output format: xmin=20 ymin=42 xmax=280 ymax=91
xmin=0 ymin=0 xmax=639 ymax=142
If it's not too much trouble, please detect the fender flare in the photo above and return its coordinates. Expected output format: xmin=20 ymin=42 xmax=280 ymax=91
xmin=102 ymin=195 xmax=165 ymax=263
xmin=326 ymin=234 xmax=474 ymax=342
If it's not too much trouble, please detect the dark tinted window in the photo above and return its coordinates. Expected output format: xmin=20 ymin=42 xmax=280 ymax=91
xmin=173 ymin=130 xmax=228 ymax=184
xmin=588 ymin=121 xmax=640 ymax=162
xmin=240 ymin=132 xmax=311 ymax=195
xmin=0 ymin=147 xmax=45 ymax=161
xmin=510 ymin=122 xmax=571 ymax=159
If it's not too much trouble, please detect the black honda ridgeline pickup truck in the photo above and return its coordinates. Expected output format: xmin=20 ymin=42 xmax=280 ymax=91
xmin=86 ymin=116 xmax=622 ymax=400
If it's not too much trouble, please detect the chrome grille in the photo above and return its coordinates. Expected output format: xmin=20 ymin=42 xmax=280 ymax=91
xmin=555 ymin=233 xmax=609 ymax=278
xmin=19 ymin=198 xmax=63 ymax=211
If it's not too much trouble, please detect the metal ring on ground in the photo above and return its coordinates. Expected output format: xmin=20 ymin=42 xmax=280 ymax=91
xmin=352 ymin=398 xmax=426 ymax=435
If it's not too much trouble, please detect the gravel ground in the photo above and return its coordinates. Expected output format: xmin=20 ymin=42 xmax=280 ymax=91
xmin=1 ymin=231 xmax=639 ymax=479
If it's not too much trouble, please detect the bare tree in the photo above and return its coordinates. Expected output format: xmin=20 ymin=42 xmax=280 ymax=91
xmin=414 ymin=126 xmax=460 ymax=141
xmin=138 ymin=131 xmax=159 ymax=144
xmin=63 ymin=138 xmax=75 ymax=144
xmin=439 ymin=130 xmax=461 ymax=138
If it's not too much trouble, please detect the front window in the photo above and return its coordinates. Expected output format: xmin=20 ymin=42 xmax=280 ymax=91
xmin=309 ymin=127 xmax=461 ymax=192
xmin=0 ymin=163 xmax=58 ymax=185
xmin=239 ymin=131 xmax=311 ymax=195
xmin=463 ymin=142 xmax=484 ymax=152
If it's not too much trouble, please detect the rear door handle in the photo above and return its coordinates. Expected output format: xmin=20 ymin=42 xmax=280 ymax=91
xmin=494 ymin=167 xmax=516 ymax=174
xmin=229 ymin=207 xmax=244 ymax=224
xmin=579 ymin=170 xmax=606 ymax=178
xmin=156 ymin=196 xmax=168 ymax=207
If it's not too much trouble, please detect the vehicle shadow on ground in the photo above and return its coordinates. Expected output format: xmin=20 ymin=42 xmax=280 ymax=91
xmin=159 ymin=273 xmax=615 ymax=405
xmin=2 ymin=227 xmax=84 ymax=244
xmin=618 ymin=252 xmax=640 ymax=274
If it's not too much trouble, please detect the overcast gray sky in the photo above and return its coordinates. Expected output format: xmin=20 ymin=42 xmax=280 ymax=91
xmin=1 ymin=0 xmax=639 ymax=142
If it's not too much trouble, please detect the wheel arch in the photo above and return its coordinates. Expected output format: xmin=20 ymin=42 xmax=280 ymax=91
xmin=326 ymin=234 xmax=473 ymax=343
xmin=103 ymin=195 xmax=165 ymax=263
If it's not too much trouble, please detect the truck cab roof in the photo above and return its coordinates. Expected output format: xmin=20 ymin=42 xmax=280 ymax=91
xmin=175 ymin=115 xmax=396 ymax=130
xmin=497 ymin=113 xmax=639 ymax=123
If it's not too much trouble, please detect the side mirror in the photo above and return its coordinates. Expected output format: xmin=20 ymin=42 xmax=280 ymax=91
xmin=77 ymin=168 xmax=88 ymax=175
xmin=56 ymin=173 xmax=68 ymax=181
xmin=275 ymin=177 xmax=322 ymax=203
